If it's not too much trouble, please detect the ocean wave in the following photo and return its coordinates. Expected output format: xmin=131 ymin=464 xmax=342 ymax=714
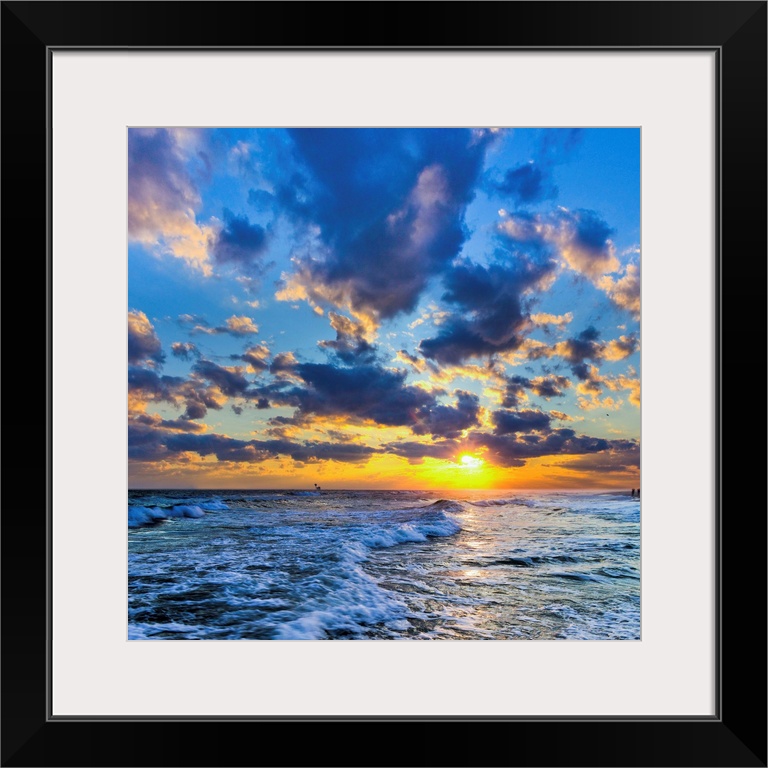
xmin=128 ymin=489 xmax=639 ymax=640
xmin=470 ymin=551 xmax=581 ymax=568
xmin=272 ymin=557 xmax=410 ymax=640
xmin=596 ymin=566 xmax=640 ymax=580
xmin=548 ymin=571 xmax=609 ymax=583
xmin=468 ymin=498 xmax=515 ymax=508
xmin=198 ymin=499 xmax=229 ymax=510
xmin=360 ymin=510 xmax=462 ymax=550
xmin=403 ymin=498 xmax=467 ymax=517
xmin=468 ymin=497 xmax=537 ymax=508
xmin=128 ymin=504 xmax=205 ymax=528
xmin=425 ymin=498 xmax=464 ymax=511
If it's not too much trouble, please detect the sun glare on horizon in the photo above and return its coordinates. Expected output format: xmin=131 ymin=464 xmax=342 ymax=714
xmin=460 ymin=454 xmax=484 ymax=469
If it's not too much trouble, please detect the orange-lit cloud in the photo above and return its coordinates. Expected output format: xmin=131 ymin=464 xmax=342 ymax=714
xmin=603 ymin=334 xmax=641 ymax=361
xmin=530 ymin=311 xmax=573 ymax=327
xmin=128 ymin=310 xmax=165 ymax=367
xmin=498 ymin=208 xmax=620 ymax=280
xmin=128 ymin=128 xmax=215 ymax=275
xmin=598 ymin=263 xmax=640 ymax=319
xmin=574 ymin=366 xmax=640 ymax=410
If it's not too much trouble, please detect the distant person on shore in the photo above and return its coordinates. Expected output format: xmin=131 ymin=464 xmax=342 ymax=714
xmin=631 ymin=488 xmax=635 ymax=497
xmin=636 ymin=488 xmax=640 ymax=498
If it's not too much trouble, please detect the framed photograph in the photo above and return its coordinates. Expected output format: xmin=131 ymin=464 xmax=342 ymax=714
xmin=3 ymin=2 xmax=765 ymax=765
xmin=124 ymin=123 xmax=643 ymax=640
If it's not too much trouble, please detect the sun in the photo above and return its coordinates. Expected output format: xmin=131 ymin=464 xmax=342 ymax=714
xmin=460 ymin=454 xmax=484 ymax=469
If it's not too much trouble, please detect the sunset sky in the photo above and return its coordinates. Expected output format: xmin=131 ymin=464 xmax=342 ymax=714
xmin=128 ymin=128 xmax=640 ymax=489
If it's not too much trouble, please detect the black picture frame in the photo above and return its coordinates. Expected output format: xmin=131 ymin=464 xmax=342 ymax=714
xmin=2 ymin=2 xmax=765 ymax=766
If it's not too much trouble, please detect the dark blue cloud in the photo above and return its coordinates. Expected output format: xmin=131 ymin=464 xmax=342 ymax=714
xmin=470 ymin=428 xmax=613 ymax=468
xmin=171 ymin=342 xmax=199 ymax=361
xmin=527 ymin=326 xmax=605 ymax=380
xmin=269 ymin=352 xmax=299 ymax=376
xmin=319 ymin=336 xmax=377 ymax=365
xmin=556 ymin=442 xmax=639 ymax=473
xmin=132 ymin=413 xmax=175 ymax=430
xmin=488 ymin=129 xmax=582 ymax=208
xmin=277 ymin=128 xmax=495 ymax=321
xmin=570 ymin=212 xmax=613 ymax=254
xmin=183 ymin=401 xmax=208 ymax=420
xmin=383 ymin=440 xmax=460 ymax=465
xmin=279 ymin=440 xmax=378 ymax=464
xmin=266 ymin=361 xmax=478 ymax=438
xmin=412 ymin=391 xmax=481 ymax=439
xmin=419 ymin=323 xmax=510 ymax=365
xmin=560 ymin=327 xmax=603 ymax=379
xmin=493 ymin=162 xmax=558 ymax=206
xmin=500 ymin=373 xmax=571 ymax=404
xmin=130 ymin=427 xmax=379 ymax=465
xmin=129 ymin=366 xmax=223 ymax=421
xmin=131 ymin=413 xmax=206 ymax=433
xmin=380 ymin=426 xmax=631 ymax=468
xmin=419 ymin=257 xmax=554 ymax=364
xmin=128 ymin=423 xmax=168 ymax=461
xmin=128 ymin=367 xmax=184 ymax=398
xmin=492 ymin=409 xmax=551 ymax=434
xmin=500 ymin=375 xmax=532 ymax=407
xmin=289 ymin=362 xmax=434 ymax=427
xmin=579 ymin=326 xmax=600 ymax=342
xmin=530 ymin=375 xmax=571 ymax=399
xmin=317 ymin=312 xmax=377 ymax=364
xmin=128 ymin=310 xmax=165 ymax=366
xmin=210 ymin=209 xmax=270 ymax=276
xmin=165 ymin=433 xmax=270 ymax=463
xmin=526 ymin=327 xmax=637 ymax=380
xmin=233 ymin=344 xmax=270 ymax=371
xmin=191 ymin=360 xmax=253 ymax=398
xmin=576 ymin=364 xmax=597 ymax=383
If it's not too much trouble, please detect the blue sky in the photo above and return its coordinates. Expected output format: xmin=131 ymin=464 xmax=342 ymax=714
xmin=128 ymin=127 xmax=640 ymax=489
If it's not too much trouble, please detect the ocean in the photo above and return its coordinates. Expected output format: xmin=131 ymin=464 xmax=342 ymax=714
xmin=128 ymin=490 xmax=640 ymax=640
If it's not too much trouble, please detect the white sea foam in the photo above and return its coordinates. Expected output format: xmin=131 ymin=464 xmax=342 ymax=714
xmin=127 ymin=506 xmax=166 ymax=528
xmin=168 ymin=504 xmax=205 ymax=518
xmin=469 ymin=497 xmax=530 ymax=508
xmin=128 ymin=504 xmax=205 ymax=528
xmin=198 ymin=499 xmax=229 ymax=510
xmin=128 ymin=621 xmax=205 ymax=639
xmin=128 ymin=490 xmax=639 ymax=640
xmin=361 ymin=512 xmax=462 ymax=549
xmin=272 ymin=563 xmax=410 ymax=640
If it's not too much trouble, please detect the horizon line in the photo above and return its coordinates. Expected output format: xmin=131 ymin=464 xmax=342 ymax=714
xmin=128 ymin=486 xmax=637 ymax=492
